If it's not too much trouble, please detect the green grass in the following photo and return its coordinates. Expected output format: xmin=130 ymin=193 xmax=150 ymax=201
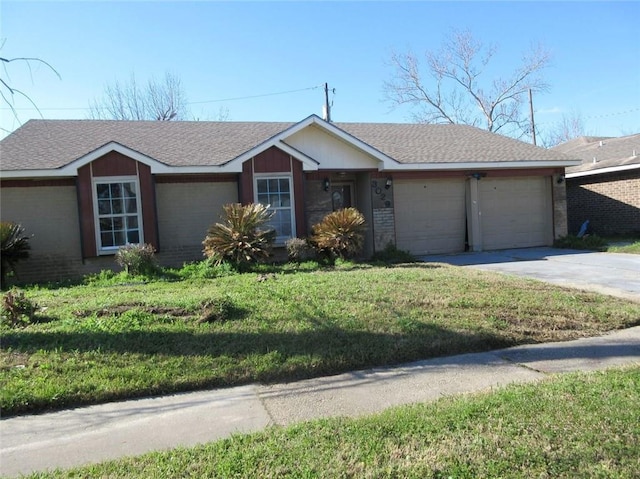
xmin=606 ymin=240 xmax=640 ymax=254
xmin=2 ymin=262 xmax=640 ymax=416
xmin=554 ymin=234 xmax=640 ymax=254
xmin=24 ymin=367 xmax=640 ymax=478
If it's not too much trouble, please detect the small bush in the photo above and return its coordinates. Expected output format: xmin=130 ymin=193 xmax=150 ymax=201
xmin=1 ymin=222 xmax=31 ymax=290
xmin=371 ymin=242 xmax=416 ymax=264
xmin=286 ymin=237 xmax=317 ymax=262
xmin=311 ymin=208 xmax=366 ymax=260
xmin=115 ymin=243 xmax=159 ymax=276
xmin=203 ymin=203 xmax=275 ymax=269
xmin=1 ymin=289 xmax=36 ymax=327
xmin=554 ymin=234 xmax=608 ymax=251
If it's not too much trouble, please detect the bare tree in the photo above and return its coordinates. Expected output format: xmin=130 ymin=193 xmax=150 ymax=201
xmin=539 ymin=111 xmax=586 ymax=147
xmin=89 ymin=71 xmax=188 ymax=121
xmin=384 ymin=29 xmax=551 ymax=138
xmin=0 ymin=50 xmax=61 ymax=131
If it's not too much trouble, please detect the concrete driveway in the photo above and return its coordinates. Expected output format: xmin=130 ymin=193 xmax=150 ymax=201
xmin=419 ymin=247 xmax=640 ymax=302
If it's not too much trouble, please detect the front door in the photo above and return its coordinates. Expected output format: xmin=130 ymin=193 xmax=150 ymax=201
xmin=331 ymin=184 xmax=352 ymax=211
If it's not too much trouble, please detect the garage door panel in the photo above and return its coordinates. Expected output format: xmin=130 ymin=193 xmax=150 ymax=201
xmin=480 ymin=177 xmax=552 ymax=250
xmin=394 ymin=179 xmax=466 ymax=255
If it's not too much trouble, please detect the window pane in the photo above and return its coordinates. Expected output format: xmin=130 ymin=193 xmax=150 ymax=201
xmin=257 ymin=180 xmax=268 ymax=194
xmin=279 ymin=179 xmax=290 ymax=192
xmin=270 ymin=193 xmax=281 ymax=206
xmin=97 ymin=184 xmax=110 ymax=199
xmin=268 ymin=179 xmax=279 ymax=191
xmin=257 ymin=193 xmax=269 ymax=205
xmin=98 ymin=200 xmax=111 ymax=215
xmin=123 ymin=183 xmax=136 ymax=198
xmin=99 ymin=218 xmax=113 ymax=232
xmin=112 ymin=217 xmax=123 ymax=230
xmin=101 ymin=232 xmax=114 ymax=247
xmin=127 ymin=230 xmax=140 ymax=243
xmin=110 ymin=183 xmax=122 ymax=198
xmin=127 ymin=216 xmax=139 ymax=229
xmin=125 ymin=198 xmax=137 ymax=214
xmin=280 ymin=193 xmax=290 ymax=207
xmin=111 ymin=199 xmax=123 ymax=214
xmin=113 ymin=231 xmax=126 ymax=246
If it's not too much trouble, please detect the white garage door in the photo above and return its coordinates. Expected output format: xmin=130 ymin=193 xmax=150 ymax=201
xmin=394 ymin=179 xmax=466 ymax=255
xmin=479 ymin=177 xmax=552 ymax=250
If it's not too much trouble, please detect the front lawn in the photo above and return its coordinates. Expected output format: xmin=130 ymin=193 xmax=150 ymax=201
xmin=23 ymin=367 xmax=640 ymax=478
xmin=2 ymin=262 xmax=640 ymax=416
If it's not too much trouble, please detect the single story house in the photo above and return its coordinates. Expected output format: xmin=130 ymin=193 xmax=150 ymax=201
xmin=0 ymin=114 xmax=579 ymax=283
xmin=552 ymin=134 xmax=640 ymax=235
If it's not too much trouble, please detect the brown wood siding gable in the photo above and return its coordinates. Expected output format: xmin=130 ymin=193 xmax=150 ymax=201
xmin=253 ymin=147 xmax=292 ymax=173
xmin=90 ymin=151 xmax=138 ymax=176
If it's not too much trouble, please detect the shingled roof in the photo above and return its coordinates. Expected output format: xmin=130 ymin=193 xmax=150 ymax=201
xmin=0 ymin=115 xmax=578 ymax=172
xmin=552 ymin=134 xmax=640 ymax=175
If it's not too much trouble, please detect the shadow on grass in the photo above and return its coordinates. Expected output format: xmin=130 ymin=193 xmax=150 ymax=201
xmin=2 ymin=323 xmax=513 ymax=377
xmin=3 ymin=324 xmax=638 ymax=417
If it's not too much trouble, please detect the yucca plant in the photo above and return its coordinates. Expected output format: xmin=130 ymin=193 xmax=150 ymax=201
xmin=1 ymin=222 xmax=31 ymax=290
xmin=311 ymin=208 xmax=366 ymax=260
xmin=203 ymin=203 xmax=275 ymax=269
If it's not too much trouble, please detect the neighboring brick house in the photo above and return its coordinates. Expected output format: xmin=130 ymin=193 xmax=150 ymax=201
xmin=0 ymin=115 xmax=579 ymax=284
xmin=553 ymin=134 xmax=640 ymax=236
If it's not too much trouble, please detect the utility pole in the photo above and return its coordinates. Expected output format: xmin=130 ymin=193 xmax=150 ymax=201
xmin=529 ymin=88 xmax=536 ymax=146
xmin=324 ymin=82 xmax=331 ymax=122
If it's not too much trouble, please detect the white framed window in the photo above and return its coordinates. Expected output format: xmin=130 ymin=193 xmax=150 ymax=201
xmin=254 ymin=175 xmax=295 ymax=243
xmin=92 ymin=176 xmax=143 ymax=254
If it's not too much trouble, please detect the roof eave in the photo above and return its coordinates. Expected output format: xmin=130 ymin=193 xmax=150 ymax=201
xmin=379 ymin=160 xmax=581 ymax=171
xmin=566 ymin=162 xmax=640 ymax=179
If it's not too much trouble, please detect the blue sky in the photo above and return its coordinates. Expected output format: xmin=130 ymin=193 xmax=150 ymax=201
xmin=1 ymin=1 xmax=638 ymax=141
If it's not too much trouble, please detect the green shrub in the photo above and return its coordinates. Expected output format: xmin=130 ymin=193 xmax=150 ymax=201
xmin=311 ymin=208 xmax=366 ymax=260
xmin=0 ymin=222 xmax=31 ymax=290
xmin=177 ymin=259 xmax=235 ymax=279
xmin=371 ymin=242 xmax=416 ymax=264
xmin=285 ymin=237 xmax=317 ymax=262
xmin=202 ymin=203 xmax=275 ymax=269
xmin=115 ymin=243 xmax=159 ymax=276
xmin=554 ymin=234 xmax=608 ymax=251
xmin=1 ymin=288 xmax=36 ymax=327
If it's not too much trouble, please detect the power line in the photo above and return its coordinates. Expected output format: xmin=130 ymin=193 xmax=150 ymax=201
xmin=583 ymin=107 xmax=640 ymax=119
xmin=0 ymin=84 xmax=324 ymax=111
xmin=188 ymin=84 xmax=323 ymax=105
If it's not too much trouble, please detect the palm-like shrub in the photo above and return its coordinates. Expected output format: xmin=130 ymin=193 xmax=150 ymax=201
xmin=1 ymin=222 xmax=31 ymax=290
xmin=203 ymin=203 xmax=275 ymax=268
xmin=311 ymin=208 xmax=366 ymax=260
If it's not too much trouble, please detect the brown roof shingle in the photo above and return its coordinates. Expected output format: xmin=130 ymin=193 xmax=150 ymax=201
xmin=1 ymin=117 xmax=577 ymax=172
xmin=552 ymin=134 xmax=640 ymax=174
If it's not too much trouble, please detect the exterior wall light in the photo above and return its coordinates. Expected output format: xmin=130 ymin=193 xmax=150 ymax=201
xmin=385 ymin=177 xmax=393 ymax=189
xmin=323 ymin=177 xmax=330 ymax=191
xmin=470 ymin=172 xmax=486 ymax=180
xmin=557 ymin=174 xmax=565 ymax=184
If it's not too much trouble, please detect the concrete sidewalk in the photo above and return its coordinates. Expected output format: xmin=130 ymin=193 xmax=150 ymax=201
xmin=2 ymin=326 xmax=640 ymax=478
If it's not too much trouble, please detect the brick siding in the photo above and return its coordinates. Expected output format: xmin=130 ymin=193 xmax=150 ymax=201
xmin=372 ymin=207 xmax=395 ymax=251
xmin=566 ymin=171 xmax=640 ymax=235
